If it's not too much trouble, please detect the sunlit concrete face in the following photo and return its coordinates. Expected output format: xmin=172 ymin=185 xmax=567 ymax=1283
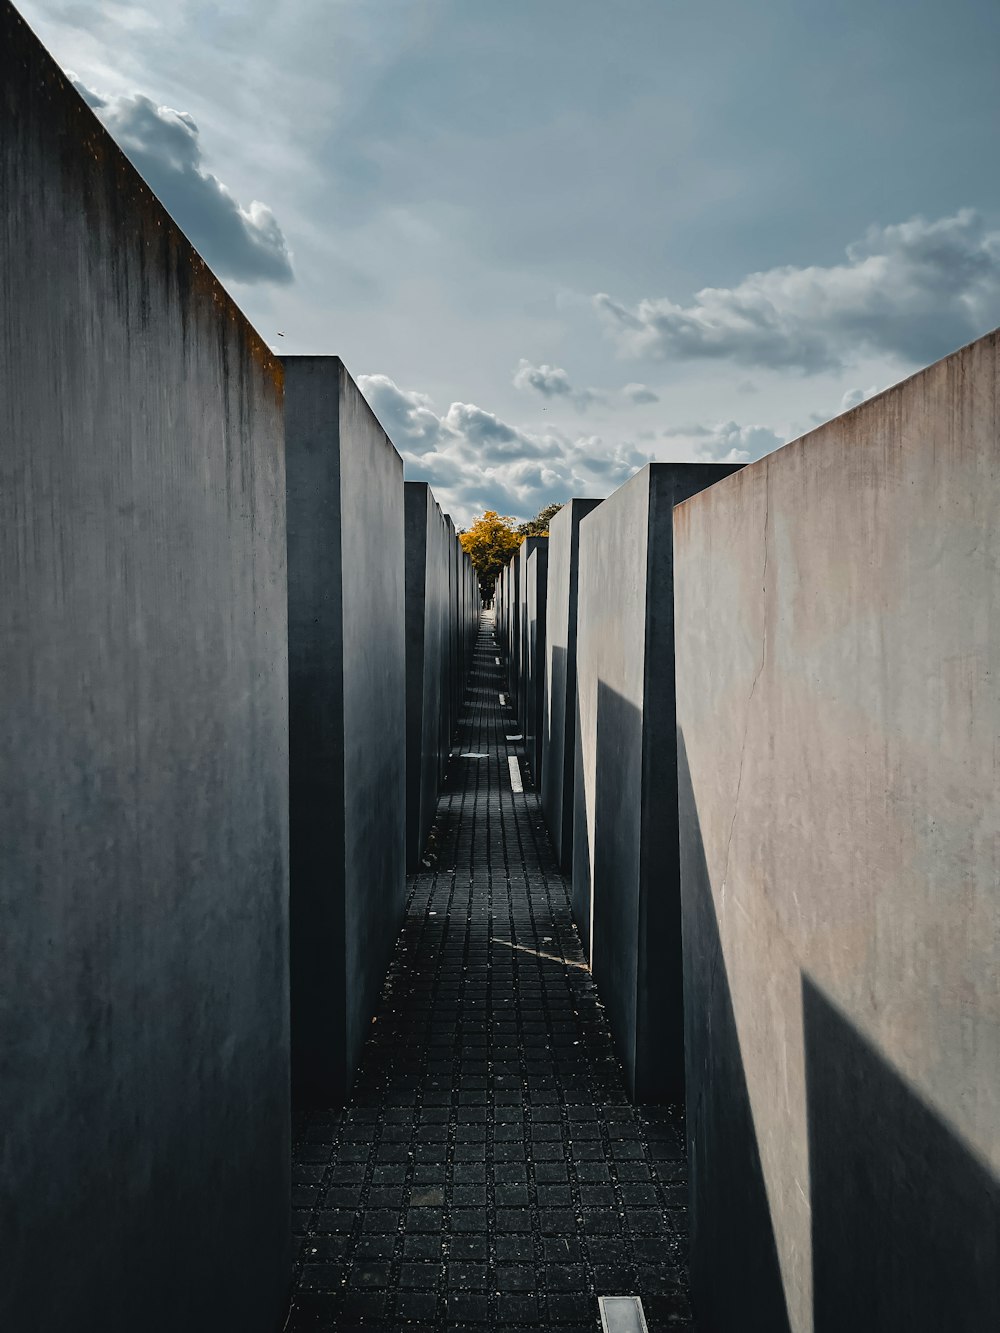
xmin=571 ymin=462 xmax=741 ymax=1102
xmin=674 ymin=328 xmax=1000 ymax=1333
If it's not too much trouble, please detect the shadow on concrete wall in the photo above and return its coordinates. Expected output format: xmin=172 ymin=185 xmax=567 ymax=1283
xmin=677 ymin=731 xmax=792 ymax=1333
xmin=592 ymin=681 xmax=643 ymax=1089
xmin=680 ymin=725 xmax=1000 ymax=1331
xmin=803 ymin=977 xmax=1000 ymax=1333
xmin=570 ymin=682 xmax=592 ymax=958
xmin=545 ymin=641 xmax=569 ymax=865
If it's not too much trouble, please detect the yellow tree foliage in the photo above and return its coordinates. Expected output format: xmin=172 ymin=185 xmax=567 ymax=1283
xmin=459 ymin=510 xmax=523 ymax=597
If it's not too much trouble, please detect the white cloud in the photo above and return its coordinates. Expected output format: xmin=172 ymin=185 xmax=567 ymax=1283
xmin=512 ymin=358 xmax=573 ymax=398
xmin=839 ymin=384 xmax=881 ymax=412
xmin=595 ymin=210 xmax=1000 ymax=372
xmin=512 ymin=358 xmax=598 ymax=411
xmin=359 ymin=373 xmax=651 ymax=524
xmin=69 ymin=75 xmax=294 ymax=285
xmin=622 ymin=382 xmax=659 ymax=404
xmin=663 ymin=420 xmax=785 ymax=464
xmin=353 ymin=373 xmax=445 ymax=454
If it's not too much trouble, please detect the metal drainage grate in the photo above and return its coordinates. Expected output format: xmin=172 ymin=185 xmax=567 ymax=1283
xmin=598 ymin=1295 xmax=650 ymax=1333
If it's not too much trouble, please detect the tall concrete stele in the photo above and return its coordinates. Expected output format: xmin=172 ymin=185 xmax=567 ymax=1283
xmin=404 ymin=482 xmax=450 ymax=870
xmin=540 ymin=498 xmax=603 ymax=873
xmin=403 ymin=484 xmax=479 ymax=871
xmin=1 ymin=6 xmax=290 ymax=1331
xmin=522 ymin=537 xmax=549 ymax=785
xmin=572 ymin=462 xmax=741 ymax=1102
xmin=283 ymin=356 xmax=407 ymax=1106
xmin=675 ymin=328 xmax=1000 ymax=1333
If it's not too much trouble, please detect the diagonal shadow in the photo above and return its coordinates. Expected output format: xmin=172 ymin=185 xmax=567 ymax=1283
xmin=677 ymin=729 xmax=792 ymax=1332
xmin=804 ymin=977 xmax=1000 ymax=1332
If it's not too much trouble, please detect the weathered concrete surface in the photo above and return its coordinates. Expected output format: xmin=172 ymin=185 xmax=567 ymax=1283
xmin=516 ymin=542 xmax=532 ymax=730
xmin=674 ymin=330 xmax=1000 ymax=1332
xmin=398 ymin=485 xmax=479 ymax=871
xmin=495 ymin=556 xmax=513 ymax=681
xmin=445 ymin=514 xmax=460 ymax=742
xmin=541 ymin=499 xmax=602 ymax=871
xmin=441 ymin=513 xmax=479 ymax=749
xmin=572 ymin=463 xmax=741 ymax=1102
xmin=458 ymin=531 xmax=478 ymax=714
xmin=0 ymin=10 xmax=289 ymax=1331
xmin=504 ymin=547 xmax=522 ymax=705
xmin=284 ymin=356 xmax=406 ymax=1105
xmin=405 ymin=484 xmax=458 ymax=868
xmin=524 ymin=539 xmax=549 ymax=784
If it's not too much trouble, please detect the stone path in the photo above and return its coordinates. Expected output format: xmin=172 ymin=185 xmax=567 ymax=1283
xmin=285 ymin=614 xmax=692 ymax=1332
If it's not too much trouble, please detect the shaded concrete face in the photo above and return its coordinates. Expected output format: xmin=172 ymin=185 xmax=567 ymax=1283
xmin=441 ymin=513 xmax=479 ymax=758
xmin=405 ymin=483 xmax=431 ymax=868
xmin=541 ymin=499 xmax=602 ymax=871
xmin=404 ymin=483 xmax=457 ymax=869
xmin=674 ymin=329 xmax=1000 ymax=1332
xmin=284 ymin=357 xmax=406 ymax=1104
xmin=517 ymin=543 xmax=532 ymax=729
xmin=505 ymin=548 xmax=522 ymax=703
xmin=0 ymin=10 xmax=290 ymax=1331
xmin=446 ymin=515 xmax=460 ymax=736
xmin=523 ymin=539 xmax=549 ymax=783
xmin=572 ymin=463 xmax=741 ymax=1102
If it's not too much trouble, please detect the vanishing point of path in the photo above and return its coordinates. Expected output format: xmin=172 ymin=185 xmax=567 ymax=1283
xmin=285 ymin=613 xmax=693 ymax=1332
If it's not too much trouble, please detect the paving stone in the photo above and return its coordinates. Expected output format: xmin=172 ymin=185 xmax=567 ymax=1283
xmin=285 ymin=616 xmax=691 ymax=1331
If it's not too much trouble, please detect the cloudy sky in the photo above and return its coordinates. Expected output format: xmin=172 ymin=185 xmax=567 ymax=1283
xmin=22 ymin=0 xmax=1000 ymax=524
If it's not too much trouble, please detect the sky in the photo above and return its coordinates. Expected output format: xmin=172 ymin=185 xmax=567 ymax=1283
xmin=20 ymin=0 xmax=1000 ymax=525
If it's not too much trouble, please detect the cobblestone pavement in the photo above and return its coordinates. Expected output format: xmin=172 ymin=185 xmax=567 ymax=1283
xmin=285 ymin=614 xmax=693 ymax=1332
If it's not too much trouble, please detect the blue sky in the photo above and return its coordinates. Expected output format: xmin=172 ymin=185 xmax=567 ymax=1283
xmin=22 ymin=0 xmax=1000 ymax=523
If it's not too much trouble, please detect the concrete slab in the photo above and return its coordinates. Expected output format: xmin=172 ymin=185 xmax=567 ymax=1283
xmin=524 ymin=538 xmax=549 ymax=785
xmin=1 ymin=11 xmax=289 ymax=1328
xmin=572 ymin=463 xmax=741 ymax=1102
xmin=284 ymin=356 xmax=406 ymax=1106
xmin=541 ymin=499 xmax=602 ymax=871
xmin=405 ymin=483 xmax=449 ymax=869
xmin=674 ymin=328 xmax=1000 ymax=1332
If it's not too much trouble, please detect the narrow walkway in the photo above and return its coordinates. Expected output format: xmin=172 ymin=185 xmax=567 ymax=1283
xmin=286 ymin=614 xmax=692 ymax=1332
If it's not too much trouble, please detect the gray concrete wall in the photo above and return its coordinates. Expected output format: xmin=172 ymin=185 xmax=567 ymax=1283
xmin=0 ymin=10 xmax=290 ymax=1330
xmin=516 ymin=538 xmax=546 ymax=744
xmin=437 ymin=511 xmax=455 ymax=782
xmin=405 ymin=483 xmax=430 ymax=867
xmin=459 ymin=537 xmax=478 ymax=701
xmin=284 ymin=356 xmax=406 ymax=1104
xmin=495 ymin=561 xmax=510 ymax=672
xmin=445 ymin=515 xmax=461 ymax=740
xmin=524 ymin=540 xmax=549 ymax=784
xmin=405 ymin=483 xmax=451 ymax=868
xmin=674 ymin=329 xmax=1000 ymax=1333
xmin=541 ymin=499 xmax=602 ymax=871
xmin=506 ymin=548 xmax=522 ymax=706
xmin=517 ymin=545 xmax=529 ymax=727
xmin=573 ymin=463 xmax=741 ymax=1102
